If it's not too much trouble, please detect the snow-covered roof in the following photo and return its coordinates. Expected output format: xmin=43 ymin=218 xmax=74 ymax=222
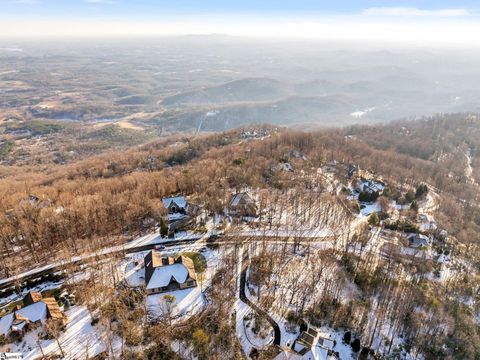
xmin=0 ymin=301 xmax=48 ymax=336
xmin=146 ymin=263 xmax=189 ymax=290
xmin=16 ymin=301 xmax=48 ymax=323
xmin=420 ymin=221 xmax=437 ymax=231
xmin=12 ymin=320 xmax=27 ymax=332
xmin=408 ymin=233 xmax=429 ymax=247
xmin=230 ymin=192 xmax=250 ymax=207
xmin=293 ymin=341 xmax=307 ymax=353
xmin=409 ymin=233 xmax=429 ymax=241
xmin=0 ymin=313 xmax=14 ymax=336
xmin=230 ymin=193 xmax=243 ymax=207
xmin=311 ymin=345 xmax=330 ymax=360
xmin=357 ymin=179 xmax=384 ymax=193
xmin=275 ymin=346 xmax=330 ymax=360
xmin=162 ymin=196 xmax=187 ymax=210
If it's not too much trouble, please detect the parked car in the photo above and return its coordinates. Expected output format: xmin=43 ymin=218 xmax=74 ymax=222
xmin=207 ymin=233 xmax=223 ymax=242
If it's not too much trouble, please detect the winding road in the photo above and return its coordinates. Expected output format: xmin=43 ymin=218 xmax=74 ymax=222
xmin=239 ymin=244 xmax=281 ymax=346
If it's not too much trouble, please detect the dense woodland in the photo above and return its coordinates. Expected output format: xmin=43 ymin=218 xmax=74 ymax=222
xmin=1 ymin=114 xmax=480 ymax=358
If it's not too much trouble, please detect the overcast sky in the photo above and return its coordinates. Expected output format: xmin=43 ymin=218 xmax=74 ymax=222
xmin=1 ymin=0 xmax=480 ymax=46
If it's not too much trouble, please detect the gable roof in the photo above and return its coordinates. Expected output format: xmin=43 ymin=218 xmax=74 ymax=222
xmin=0 ymin=295 xmax=64 ymax=337
xmin=230 ymin=192 xmax=250 ymax=207
xmin=43 ymin=297 xmax=64 ymax=321
xmin=408 ymin=233 xmax=429 ymax=247
xmin=298 ymin=331 xmax=316 ymax=348
xmin=162 ymin=196 xmax=187 ymax=210
xmin=144 ymin=252 xmax=197 ymax=290
xmin=145 ymin=251 xmax=174 ymax=284
xmin=145 ymin=251 xmax=171 ymax=269
xmin=147 ymin=264 xmax=189 ymax=290
xmin=23 ymin=291 xmax=43 ymax=306
xmin=15 ymin=301 xmax=48 ymax=324
xmin=0 ymin=313 xmax=14 ymax=336
xmin=176 ymin=256 xmax=197 ymax=281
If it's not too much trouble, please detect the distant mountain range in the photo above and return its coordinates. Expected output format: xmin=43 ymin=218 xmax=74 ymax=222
xmin=154 ymin=73 xmax=480 ymax=131
xmin=162 ymin=78 xmax=294 ymax=106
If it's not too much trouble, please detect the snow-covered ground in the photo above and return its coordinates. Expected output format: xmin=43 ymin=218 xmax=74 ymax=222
xmin=0 ymin=229 xmax=205 ymax=289
xmin=235 ymin=300 xmax=274 ymax=354
xmin=235 ymin=299 xmax=256 ymax=356
xmin=0 ymin=280 xmax=63 ymax=311
xmin=244 ymin=315 xmax=274 ymax=349
xmin=347 ymin=185 xmax=383 ymax=218
xmin=360 ymin=202 xmax=382 ymax=217
xmin=1 ymin=244 xmax=223 ymax=359
xmin=238 ymin=228 xmax=336 ymax=239
xmin=2 ymin=306 xmax=120 ymax=360
xmin=238 ymin=243 xmax=359 ymax=359
xmin=350 ymin=107 xmax=375 ymax=119
xmin=123 ymin=256 xmax=145 ymax=288
xmin=147 ymin=287 xmax=205 ymax=321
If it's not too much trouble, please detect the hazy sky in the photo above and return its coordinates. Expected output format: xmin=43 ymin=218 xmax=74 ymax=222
xmin=1 ymin=0 xmax=480 ymax=45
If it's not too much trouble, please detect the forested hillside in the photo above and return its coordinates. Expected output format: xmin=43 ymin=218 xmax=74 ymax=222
xmin=0 ymin=114 xmax=479 ymax=358
xmin=1 ymin=114 xmax=480 ymax=267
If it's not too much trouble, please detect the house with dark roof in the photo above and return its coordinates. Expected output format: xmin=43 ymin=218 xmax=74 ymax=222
xmin=23 ymin=291 xmax=43 ymax=306
xmin=294 ymin=327 xmax=319 ymax=355
xmin=162 ymin=196 xmax=188 ymax=214
xmin=283 ymin=326 xmax=336 ymax=360
xmin=408 ymin=233 xmax=430 ymax=248
xmin=228 ymin=192 xmax=257 ymax=217
xmin=356 ymin=178 xmax=385 ymax=196
xmin=144 ymin=251 xmax=197 ymax=295
xmin=161 ymin=195 xmax=199 ymax=226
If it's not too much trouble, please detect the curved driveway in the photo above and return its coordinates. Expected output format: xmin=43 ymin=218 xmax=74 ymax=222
xmin=239 ymin=247 xmax=281 ymax=346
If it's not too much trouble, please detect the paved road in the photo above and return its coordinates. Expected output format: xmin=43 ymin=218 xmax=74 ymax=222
xmin=1 ymin=228 xmax=343 ymax=292
xmin=0 ymin=234 xmax=202 ymax=291
xmin=239 ymin=245 xmax=281 ymax=346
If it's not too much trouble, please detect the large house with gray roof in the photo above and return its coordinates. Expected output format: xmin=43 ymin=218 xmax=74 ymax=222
xmin=144 ymin=251 xmax=197 ymax=295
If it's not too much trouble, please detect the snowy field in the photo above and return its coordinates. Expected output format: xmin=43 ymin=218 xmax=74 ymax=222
xmin=2 ymin=306 xmax=120 ymax=360
xmin=147 ymin=287 xmax=205 ymax=321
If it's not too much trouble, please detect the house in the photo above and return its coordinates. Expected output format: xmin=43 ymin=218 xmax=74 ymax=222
xmin=438 ymin=229 xmax=448 ymax=241
xmin=23 ymin=291 xmax=43 ymax=306
xmin=162 ymin=196 xmax=199 ymax=228
xmin=275 ymin=327 xmax=336 ymax=360
xmin=162 ymin=196 xmax=188 ymax=215
xmin=356 ymin=178 xmax=384 ymax=195
xmin=240 ymin=128 xmax=269 ymax=139
xmin=144 ymin=251 xmax=197 ymax=295
xmin=0 ymin=291 xmax=66 ymax=341
xmin=347 ymin=164 xmax=358 ymax=179
xmin=419 ymin=221 xmax=437 ymax=232
xmin=408 ymin=233 xmax=430 ymax=248
xmin=294 ymin=327 xmax=319 ymax=355
xmin=275 ymin=162 xmax=294 ymax=172
xmin=228 ymin=192 xmax=257 ymax=217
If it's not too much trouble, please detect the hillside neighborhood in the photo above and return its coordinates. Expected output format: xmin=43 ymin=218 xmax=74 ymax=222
xmin=0 ymin=137 xmax=464 ymax=360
